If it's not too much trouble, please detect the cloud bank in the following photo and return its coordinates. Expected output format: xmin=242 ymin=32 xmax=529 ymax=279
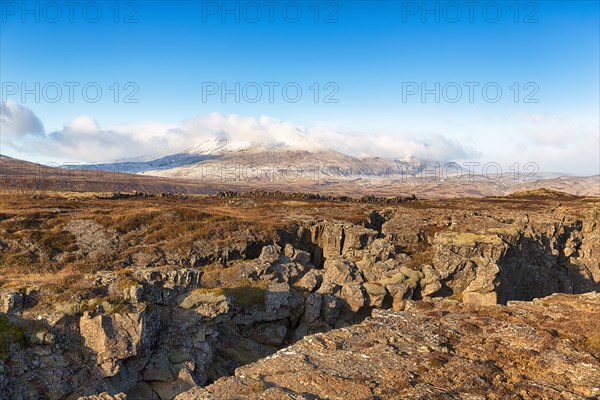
xmin=513 ymin=113 xmax=600 ymax=175
xmin=0 ymin=101 xmax=45 ymax=138
xmin=0 ymin=102 xmax=471 ymax=163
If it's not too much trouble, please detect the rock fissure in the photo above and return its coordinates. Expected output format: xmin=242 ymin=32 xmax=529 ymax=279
xmin=1 ymin=196 xmax=599 ymax=399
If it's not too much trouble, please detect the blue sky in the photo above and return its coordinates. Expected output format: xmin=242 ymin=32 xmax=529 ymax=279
xmin=1 ymin=1 xmax=599 ymax=174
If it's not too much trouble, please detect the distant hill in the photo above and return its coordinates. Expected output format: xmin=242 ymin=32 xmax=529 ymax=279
xmin=91 ymin=137 xmax=426 ymax=178
xmin=0 ymin=155 xmax=213 ymax=194
xmin=1 ymin=151 xmax=598 ymax=198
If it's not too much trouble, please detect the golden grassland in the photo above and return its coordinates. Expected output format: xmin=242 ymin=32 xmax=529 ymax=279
xmin=0 ymin=190 xmax=371 ymax=291
xmin=0 ymin=189 xmax=598 ymax=295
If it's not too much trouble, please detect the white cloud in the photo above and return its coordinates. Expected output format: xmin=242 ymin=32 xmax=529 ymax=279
xmin=315 ymin=129 xmax=470 ymax=161
xmin=0 ymin=100 xmax=44 ymax=138
xmin=0 ymin=104 xmax=472 ymax=164
xmin=65 ymin=116 xmax=101 ymax=134
xmin=523 ymin=114 xmax=594 ymax=146
xmin=6 ymin=104 xmax=597 ymax=175
xmin=515 ymin=114 xmax=600 ymax=174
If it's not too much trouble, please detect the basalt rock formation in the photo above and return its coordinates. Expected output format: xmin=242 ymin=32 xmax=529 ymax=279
xmin=0 ymin=191 xmax=598 ymax=399
xmin=177 ymin=292 xmax=600 ymax=400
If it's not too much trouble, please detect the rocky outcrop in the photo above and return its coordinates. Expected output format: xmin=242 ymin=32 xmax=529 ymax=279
xmin=297 ymin=222 xmax=378 ymax=265
xmin=0 ymin=290 xmax=24 ymax=314
xmin=176 ymin=292 xmax=600 ymax=400
xmin=379 ymin=208 xmax=600 ymax=305
xmin=79 ymin=305 xmax=159 ymax=377
xmin=1 ymin=196 xmax=599 ymax=400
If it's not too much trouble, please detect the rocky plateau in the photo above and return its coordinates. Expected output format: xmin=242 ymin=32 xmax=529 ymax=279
xmin=0 ymin=189 xmax=598 ymax=399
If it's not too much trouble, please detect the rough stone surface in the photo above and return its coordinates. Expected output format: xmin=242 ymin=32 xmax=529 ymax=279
xmin=176 ymin=293 xmax=600 ymax=400
xmin=78 ymin=394 xmax=127 ymax=400
xmin=79 ymin=306 xmax=158 ymax=377
xmin=0 ymin=193 xmax=598 ymax=400
xmin=0 ymin=290 xmax=24 ymax=314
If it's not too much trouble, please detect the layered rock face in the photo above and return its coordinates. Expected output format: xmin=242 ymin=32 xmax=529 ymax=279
xmin=177 ymin=292 xmax=600 ymax=400
xmin=0 ymin=194 xmax=598 ymax=399
xmin=294 ymin=205 xmax=599 ymax=309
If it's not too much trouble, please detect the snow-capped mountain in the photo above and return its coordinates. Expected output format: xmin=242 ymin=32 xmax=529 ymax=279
xmin=183 ymin=133 xmax=323 ymax=155
xmin=84 ymin=136 xmax=589 ymax=190
xmin=89 ymin=136 xmax=426 ymax=178
xmin=183 ymin=137 xmax=252 ymax=155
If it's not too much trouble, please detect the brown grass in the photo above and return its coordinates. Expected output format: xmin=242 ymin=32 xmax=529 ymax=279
xmin=403 ymin=245 xmax=434 ymax=270
xmin=0 ymin=190 xmax=597 ymax=314
xmin=245 ymin=380 xmax=268 ymax=394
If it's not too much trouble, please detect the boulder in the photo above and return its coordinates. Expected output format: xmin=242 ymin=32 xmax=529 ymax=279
xmin=79 ymin=306 xmax=158 ymax=377
xmin=245 ymin=322 xmax=288 ymax=346
xmin=320 ymin=294 xmax=341 ymax=326
xmin=359 ymin=258 xmax=403 ymax=282
xmin=142 ymin=353 xmax=174 ymax=382
xmin=421 ymin=280 xmax=442 ymax=297
xmin=268 ymin=261 xmax=307 ymax=284
xmin=319 ymin=224 xmax=345 ymax=261
xmin=378 ymin=272 xmax=408 ymax=286
xmin=462 ymin=259 xmax=500 ymax=298
xmin=322 ymin=258 xmax=363 ymax=287
xmin=399 ymin=266 xmax=424 ymax=284
xmin=462 ymin=291 xmax=497 ymax=306
xmin=258 ymin=245 xmax=281 ymax=267
xmin=341 ymin=225 xmax=378 ymax=260
xmin=179 ymin=290 xmax=230 ymax=319
xmin=293 ymin=249 xmax=312 ymax=266
xmin=131 ymin=268 xmax=202 ymax=305
xmin=294 ymin=292 xmax=323 ymax=340
xmin=340 ymin=283 xmax=367 ymax=312
xmin=1 ymin=290 xmax=24 ymax=315
xmin=296 ymin=269 xmax=323 ymax=293
xmin=152 ymin=366 xmax=197 ymax=400
xmin=385 ymin=281 xmax=414 ymax=311
xmin=363 ymin=282 xmax=386 ymax=307
xmin=283 ymin=243 xmax=295 ymax=258
xmin=368 ymin=238 xmax=396 ymax=262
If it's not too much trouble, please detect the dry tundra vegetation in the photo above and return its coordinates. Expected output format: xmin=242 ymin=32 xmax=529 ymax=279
xmin=0 ymin=188 xmax=598 ymax=302
xmin=0 ymin=190 xmax=370 ymax=302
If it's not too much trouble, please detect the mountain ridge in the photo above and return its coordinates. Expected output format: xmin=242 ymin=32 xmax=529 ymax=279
xmin=1 ymin=151 xmax=598 ymax=198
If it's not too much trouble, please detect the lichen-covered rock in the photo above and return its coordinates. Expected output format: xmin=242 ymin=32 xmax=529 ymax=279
xmin=244 ymin=322 xmax=288 ymax=346
xmin=151 ymin=366 xmax=197 ymax=400
xmin=316 ymin=223 xmax=344 ymax=261
xmin=362 ymin=282 xmax=386 ymax=307
xmin=0 ymin=290 xmax=24 ymax=314
xmin=340 ymin=225 xmax=378 ymax=261
xmin=179 ymin=290 xmax=230 ymax=319
xmin=320 ymin=294 xmax=341 ymax=326
xmin=340 ymin=282 xmax=367 ymax=312
xmin=79 ymin=305 xmax=159 ymax=377
xmin=306 ymin=223 xmax=378 ymax=264
xmin=267 ymin=260 xmax=307 ymax=284
xmin=385 ymin=281 xmax=414 ymax=311
xmin=2 ymin=194 xmax=599 ymax=400
xmin=293 ymin=292 xmax=323 ymax=339
xmin=295 ymin=269 xmax=322 ymax=293
xmin=182 ymin=292 xmax=600 ymax=400
xmin=133 ymin=268 xmax=202 ymax=305
xmin=322 ymin=258 xmax=364 ymax=287
xmin=292 ymin=248 xmax=312 ymax=266
xmin=258 ymin=245 xmax=281 ymax=267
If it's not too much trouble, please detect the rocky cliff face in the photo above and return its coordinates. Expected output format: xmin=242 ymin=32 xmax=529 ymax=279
xmin=176 ymin=292 xmax=600 ymax=400
xmin=0 ymin=193 xmax=598 ymax=399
